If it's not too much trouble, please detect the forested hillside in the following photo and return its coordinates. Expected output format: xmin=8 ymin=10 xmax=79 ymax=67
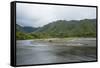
xmin=16 ymin=19 xmax=96 ymax=40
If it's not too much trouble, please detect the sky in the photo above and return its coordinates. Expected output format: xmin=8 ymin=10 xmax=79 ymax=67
xmin=16 ymin=3 xmax=96 ymax=27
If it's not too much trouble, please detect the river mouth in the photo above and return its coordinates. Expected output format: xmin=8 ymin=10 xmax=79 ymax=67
xmin=16 ymin=38 xmax=97 ymax=65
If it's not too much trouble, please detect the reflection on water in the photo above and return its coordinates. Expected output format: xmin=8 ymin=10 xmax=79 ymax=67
xmin=16 ymin=38 xmax=97 ymax=65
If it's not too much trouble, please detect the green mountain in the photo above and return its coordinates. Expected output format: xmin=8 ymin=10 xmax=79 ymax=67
xmin=34 ymin=19 xmax=96 ymax=37
xmin=23 ymin=27 xmax=38 ymax=33
xmin=16 ymin=24 xmax=38 ymax=33
xmin=16 ymin=19 xmax=96 ymax=39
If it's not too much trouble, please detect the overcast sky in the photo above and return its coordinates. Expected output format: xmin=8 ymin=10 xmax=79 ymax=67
xmin=16 ymin=3 xmax=96 ymax=27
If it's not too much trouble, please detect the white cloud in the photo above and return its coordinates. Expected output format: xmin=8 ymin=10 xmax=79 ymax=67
xmin=16 ymin=3 xmax=96 ymax=27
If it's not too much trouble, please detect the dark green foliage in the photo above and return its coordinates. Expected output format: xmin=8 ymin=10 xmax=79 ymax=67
xmin=16 ymin=31 xmax=33 ymax=40
xmin=16 ymin=19 xmax=96 ymax=40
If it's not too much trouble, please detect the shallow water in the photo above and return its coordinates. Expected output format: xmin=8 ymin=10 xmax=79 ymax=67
xmin=16 ymin=38 xmax=97 ymax=65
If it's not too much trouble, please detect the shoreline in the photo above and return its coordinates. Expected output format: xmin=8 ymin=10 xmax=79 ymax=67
xmin=16 ymin=37 xmax=96 ymax=41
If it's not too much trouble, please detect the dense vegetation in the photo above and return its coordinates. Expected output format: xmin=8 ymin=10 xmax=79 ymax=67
xmin=16 ymin=19 xmax=96 ymax=40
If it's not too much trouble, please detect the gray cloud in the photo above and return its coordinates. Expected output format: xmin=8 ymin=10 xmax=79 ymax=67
xmin=16 ymin=3 xmax=96 ymax=27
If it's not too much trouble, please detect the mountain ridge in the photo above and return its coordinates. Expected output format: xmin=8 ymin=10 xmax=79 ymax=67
xmin=16 ymin=19 xmax=96 ymax=39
